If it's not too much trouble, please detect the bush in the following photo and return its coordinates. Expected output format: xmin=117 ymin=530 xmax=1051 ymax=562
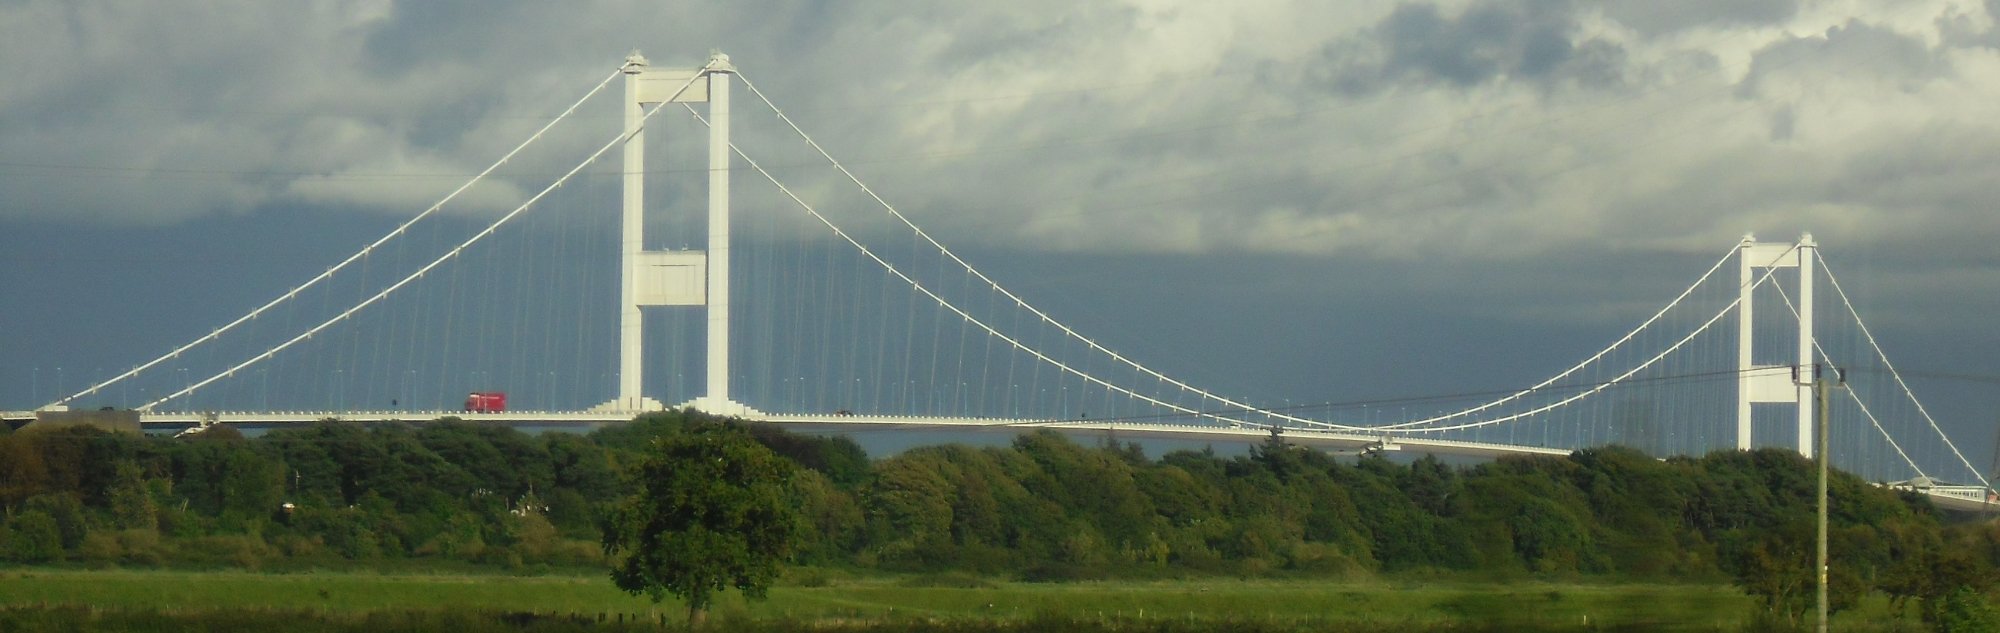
xmin=4 ymin=511 xmax=63 ymax=563
xmin=76 ymin=532 xmax=122 ymax=567
xmin=176 ymin=535 xmax=277 ymax=570
xmin=1284 ymin=541 xmax=1369 ymax=577
xmin=23 ymin=494 xmax=88 ymax=551
xmin=266 ymin=532 xmax=326 ymax=561
xmin=294 ymin=508 xmax=380 ymax=560
xmin=114 ymin=529 xmax=164 ymax=566
xmin=1926 ymin=587 xmax=1999 ymax=633
xmin=542 ymin=539 xmax=604 ymax=567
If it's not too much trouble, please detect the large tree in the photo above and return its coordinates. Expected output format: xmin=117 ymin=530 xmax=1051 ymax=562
xmin=602 ymin=422 xmax=801 ymax=626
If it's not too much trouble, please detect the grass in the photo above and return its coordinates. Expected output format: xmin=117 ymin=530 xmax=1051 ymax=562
xmin=0 ymin=567 xmax=1920 ymax=631
xmin=0 ymin=569 xmax=642 ymax=614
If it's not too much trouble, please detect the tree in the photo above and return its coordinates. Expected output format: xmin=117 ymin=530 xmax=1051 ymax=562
xmin=106 ymin=462 xmax=157 ymax=531
xmin=1918 ymin=550 xmax=1999 ymax=633
xmin=861 ymin=452 xmax=957 ymax=565
xmin=789 ymin=469 xmax=863 ymax=564
xmin=545 ymin=433 xmax=619 ymax=502
xmin=5 ymin=510 xmax=63 ymax=563
xmin=745 ymin=422 xmax=871 ymax=488
xmin=1725 ymin=519 xmax=1867 ymax=625
xmin=602 ymin=423 xmax=801 ymax=626
xmin=24 ymin=493 xmax=88 ymax=550
xmin=1926 ymin=587 xmax=1999 ymax=633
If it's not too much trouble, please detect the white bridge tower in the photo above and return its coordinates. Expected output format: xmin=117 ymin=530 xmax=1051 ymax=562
xmin=598 ymin=50 xmax=758 ymax=416
xmin=1736 ymin=233 xmax=1816 ymax=457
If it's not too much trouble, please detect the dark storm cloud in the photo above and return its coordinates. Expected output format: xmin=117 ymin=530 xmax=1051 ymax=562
xmin=1319 ymin=0 xmax=1628 ymax=94
xmin=1828 ymin=125 xmax=2000 ymax=226
xmin=1599 ymin=0 xmax=1799 ymax=38
xmin=5 ymin=0 xmax=2000 ymax=265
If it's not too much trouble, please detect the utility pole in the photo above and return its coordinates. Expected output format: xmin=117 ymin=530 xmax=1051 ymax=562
xmin=1991 ymin=414 xmax=2000 ymax=483
xmin=1811 ymin=364 xmax=1843 ymax=633
xmin=1988 ymin=416 xmax=1999 ymax=521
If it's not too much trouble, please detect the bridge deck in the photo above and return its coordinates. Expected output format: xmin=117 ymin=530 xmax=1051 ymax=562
xmin=57 ymin=409 xmax=1570 ymax=460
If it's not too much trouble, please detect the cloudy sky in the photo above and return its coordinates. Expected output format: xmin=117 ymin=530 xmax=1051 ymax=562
xmin=3 ymin=1 xmax=1998 ymax=466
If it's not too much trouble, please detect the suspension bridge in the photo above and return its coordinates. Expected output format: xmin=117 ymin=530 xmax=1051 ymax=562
xmin=6 ymin=51 xmax=1994 ymax=511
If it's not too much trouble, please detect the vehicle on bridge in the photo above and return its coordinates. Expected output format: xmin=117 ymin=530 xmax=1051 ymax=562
xmin=464 ymin=392 xmax=507 ymax=413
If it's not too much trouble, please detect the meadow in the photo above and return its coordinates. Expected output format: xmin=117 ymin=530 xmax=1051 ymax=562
xmin=0 ymin=568 xmax=1915 ymax=632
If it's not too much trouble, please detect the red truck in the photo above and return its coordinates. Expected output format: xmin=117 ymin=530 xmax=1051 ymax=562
xmin=463 ymin=392 xmax=507 ymax=413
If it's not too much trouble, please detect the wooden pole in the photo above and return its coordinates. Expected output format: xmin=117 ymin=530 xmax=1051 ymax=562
xmin=1815 ymin=365 xmax=1842 ymax=633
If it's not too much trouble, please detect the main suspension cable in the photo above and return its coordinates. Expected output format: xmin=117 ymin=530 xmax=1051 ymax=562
xmin=679 ymin=102 xmax=1262 ymax=428
xmin=54 ymin=67 xmax=628 ymax=409
xmin=142 ymin=61 xmax=715 ymax=410
xmin=1369 ymin=243 xmax=1742 ymax=431
xmin=736 ymin=72 xmax=1358 ymax=430
xmin=1397 ymin=262 xmax=1782 ymax=434
xmin=1809 ymin=254 xmax=1990 ymax=489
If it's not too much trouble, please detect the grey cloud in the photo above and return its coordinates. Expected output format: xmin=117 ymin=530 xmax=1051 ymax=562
xmin=1565 ymin=39 xmax=1630 ymax=88
xmin=1598 ymin=0 xmax=1798 ymax=38
xmin=7 ymin=0 xmax=2000 ymax=272
xmin=1768 ymin=105 xmax=1795 ymax=142
xmin=0 ymin=1 xmax=739 ymax=225
xmin=1940 ymin=0 xmax=2000 ymax=49
xmin=1589 ymin=117 xmax=2000 ymax=264
xmin=1828 ymin=125 xmax=2000 ymax=225
xmin=1320 ymin=0 xmax=1628 ymax=94
xmin=933 ymin=5 xmax=1139 ymax=67
xmin=360 ymin=1 xmax=530 ymax=75
xmin=1736 ymin=21 xmax=1942 ymax=98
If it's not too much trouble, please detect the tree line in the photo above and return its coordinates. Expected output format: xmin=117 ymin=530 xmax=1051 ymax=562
xmin=0 ymin=410 xmax=1994 ymax=626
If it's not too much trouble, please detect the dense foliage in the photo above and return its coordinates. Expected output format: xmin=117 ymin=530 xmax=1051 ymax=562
xmin=1 ymin=411 xmax=1995 ymax=625
xmin=603 ymin=422 xmax=802 ymax=623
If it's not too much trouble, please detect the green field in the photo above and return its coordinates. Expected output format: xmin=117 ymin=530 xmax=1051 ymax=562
xmin=0 ymin=568 xmax=1899 ymax=632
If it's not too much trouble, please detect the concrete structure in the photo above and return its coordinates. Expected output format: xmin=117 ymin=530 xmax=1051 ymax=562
xmin=1737 ymin=234 xmax=1817 ymax=456
xmin=27 ymin=409 xmax=141 ymax=434
xmin=605 ymin=50 xmax=756 ymax=416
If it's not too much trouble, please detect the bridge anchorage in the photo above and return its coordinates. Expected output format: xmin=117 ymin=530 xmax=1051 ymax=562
xmin=6 ymin=50 xmax=1991 ymax=511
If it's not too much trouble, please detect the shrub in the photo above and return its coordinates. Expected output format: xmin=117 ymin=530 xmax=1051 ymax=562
xmin=177 ymin=535 xmax=278 ymax=570
xmin=1284 ymin=541 xmax=1368 ymax=577
xmin=1925 ymin=587 xmax=1999 ymax=633
xmin=4 ymin=511 xmax=63 ymax=563
xmin=22 ymin=494 xmax=87 ymax=550
xmin=114 ymin=529 xmax=164 ymax=566
xmin=76 ymin=532 xmax=122 ymax=567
